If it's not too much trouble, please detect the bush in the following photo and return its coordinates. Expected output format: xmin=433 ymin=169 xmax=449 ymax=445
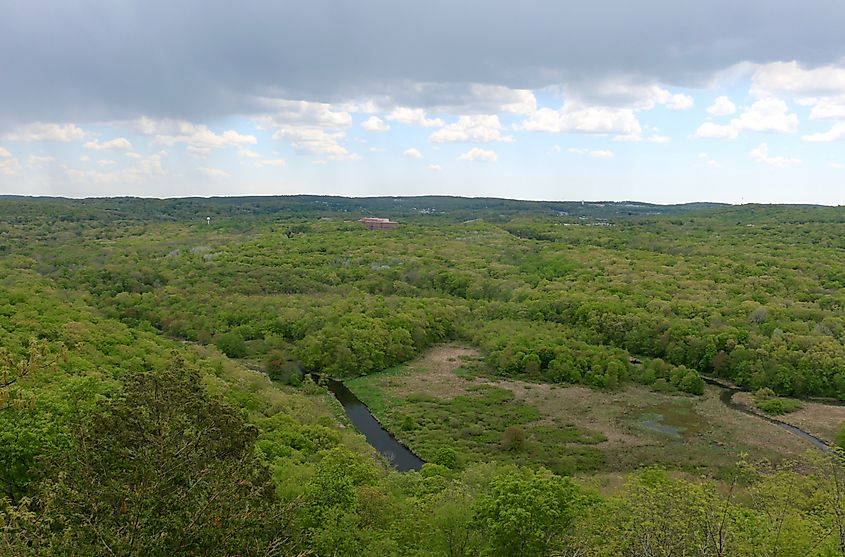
xmin=215 ymin=332 xmax=247 ymax=358
xmin=501 ymin=426 xmax=526 ymax=451
xmin=755 ymin=387 xmax=777 ymax=400
xmin=432 ymin=447 xmax=459 ymax=469
xmin=756 ymin=397 xmax=802 ymax=415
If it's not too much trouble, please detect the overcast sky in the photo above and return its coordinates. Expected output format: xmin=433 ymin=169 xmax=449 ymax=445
xmin=2 ymin=1 xmax=845 ymax=203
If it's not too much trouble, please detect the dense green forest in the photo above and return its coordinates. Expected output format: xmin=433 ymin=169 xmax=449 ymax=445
xmin=4 ymin=196 xmax=845 ymax=555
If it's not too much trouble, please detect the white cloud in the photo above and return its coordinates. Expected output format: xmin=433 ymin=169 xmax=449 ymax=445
xmin=2 ymin=122 xmax=86 ymax=142
xmin=664 ymin=93 xmax=694 ymax=110
xmin=27 ymin=154 xmax=56 ymax=166
xmin=137 ymin=119 xmax=256 ymax=157
xmin=697 ymin=152 xmax=721 ymax=168
xmin=253 ymin=99 xmax=359 ymax=159
xmin=403 ymin=147 xmax=423 ymax=159
xmin=430 ymin=115 xmax=513 ymax=143
xmin=79 ymin=155 xmax=91 ymax=162
xmin=465 ymin=84 xmax=537 ymax=114
xmin=802 ymin=122 xmax=845 ymax=142
xmin=238 ymin=149 xmax=261 ymax=158
xmin=516 ymin=104 xmax=642 ymax=135
xmin=0 ymin=158 xmax=22 ymax=176
xmin=0 ymin=147 xmax=10 ymax=158
xmin=427 ymin=164 xmax=443 ymax=172
xmin=803 ymin=96 xmax=845 ymax=120
xmin=457 ymin=147 xmax=498 ymax=162
xmin=386 ymin=107 xmax=444 ymax=127
xmin=368 ymin=147 xmax=385 ymax=153
xmin=361 ymin=116 xmax=390 ymax=132
xmin=197 ymin=166 xmax=231 ymax=178
xmin=694 ymin=97 xmax=798 ymax=138
xmin=707 ymin=96 xmax=737 ymax=116
xmin=830 ymin=162 xmax=844 ymax=169
xmin=64 ymin=153 xmax=164 ymax=184
xmin=567 ymin=148 xmax=614 ymax=159
xmin=749 ymin=142 xmax=802 ymax=167
xmin=751 ymin=61 xmax=845 ymax=98
xmin=97 ymin=159 xmax=117 ymax=166
xmin=613 ymin=133 xmax=670 ymax=143
xmin=83 ymin=137 xmax=132 ymax=151
xmin=257 ymin=98 xmax=353 ymax=127
xmin=125 ymin=152 xmax=143 ymax=159
xmin=255 ymin=158 xmax=286 ymax=167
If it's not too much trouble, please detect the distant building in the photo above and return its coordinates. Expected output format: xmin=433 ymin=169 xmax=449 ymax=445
xmin=358 ymin=217 xmax=398 ymax=230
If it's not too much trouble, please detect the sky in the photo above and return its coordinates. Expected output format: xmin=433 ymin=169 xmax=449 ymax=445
xmin=1 ymin=1 xmax=845 ymax=204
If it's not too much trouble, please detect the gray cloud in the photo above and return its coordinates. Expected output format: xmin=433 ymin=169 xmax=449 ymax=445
xmin=2 ymin=0 xmax=844 ymax=127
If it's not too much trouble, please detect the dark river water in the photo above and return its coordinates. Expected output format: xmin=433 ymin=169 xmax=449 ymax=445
xmin=701 ymin=377 xmax=832 ymax=453
xmin=716 ymin=387 xmax=831 ymax=453
xmin=323 ymin=378 xmax=424 ymax=472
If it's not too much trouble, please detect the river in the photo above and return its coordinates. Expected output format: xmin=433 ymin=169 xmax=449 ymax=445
xmin=323 ymin=378 xmax=424 ymax=472
xmin=704 ymin=377 xmax=832 ymax=453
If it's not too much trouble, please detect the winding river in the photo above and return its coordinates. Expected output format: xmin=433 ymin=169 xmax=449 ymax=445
xmin=704 ymin=377 xmax=832 ymax=453
xmin=323 ymin=378 xmax=424 ymax=472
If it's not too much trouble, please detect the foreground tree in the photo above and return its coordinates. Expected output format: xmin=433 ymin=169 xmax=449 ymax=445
xmin=6 ymin=355 xmax=296 ymax=556
xmin=473 ymin=467 xmax=588 ymax=557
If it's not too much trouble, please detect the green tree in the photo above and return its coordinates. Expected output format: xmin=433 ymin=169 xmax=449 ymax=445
xmin=473 ymin=467 xmax=587 ymax=557
xmin=215 ymin=332 xmax=248 ymax=358
xmin=14 ymin=358 xmax=294 ymax=556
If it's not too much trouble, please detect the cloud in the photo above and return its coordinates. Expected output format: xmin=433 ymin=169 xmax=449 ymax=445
xmin=457 ymin=147 xmax=498 ymax=162
xmin=403 ymin=147 xmax=423 ymax=159
xmin=386 ymin=107 xmax=444 ymax=128
xmin=802 ymin=122 xmax=845 ymax=142
xmin=64 ymin=153 xmax=165 ymax=184
xmin=566 ymin=148 xmax=614 ymax=158
xmin=694 ymin=97 xmax=798 ymax=138
xmin=27 ymin=154 xmax=56 ymax=165
xmin=238 ymin=149 xmax=260 ymax=158
xmin=255 ymin=158 xmax=285 ymax=167
xmin=427 ymin=164 xmax=442 ymax=172
xmin=613 ymin=133 xmax=670 ymax=143
xmin=805 ymin=97 xmax=845 ymax=120
xmin=0 ymin=147 xmax=10 ymax=158
xmin=751 ymin=61 xmax=845 ymax=98
xmin=749 ymin=142 xmax=802 ymax=167
xmin=430 ymin=115 xmax=513 ymax=143
xmin=517 ymin=104 xmax=641 ymax=135
xmin=664 ymin=93 xmax=694 ymax=110
xmin=83 ymin=137 xmax=132 ymax=150
xmin=2 ymin=122 xmax=85 ymax=142
xmin=79 ymin=155 xmax=91 ymax=162
xmin=0 ymin=157 xmax=21 ymax=176
xmin=697 ymin=152 xmax=721 ymax=168
xmin=97 ymin=159 xmax=117 ymax=166
xmin=3 ymin=2 xmax=845 ymax=128
xmin=254 ymin=99 xmax=358 ymax=158
xmin=707 ymin=96 xmax=737 ymax=116
xmin=388 ymin=83 xmax=537 ymax=115
xmin=197 ymin=166 xmax=230 ymax=178
xmin=361 ymin=116 xmax=390 ymax=132
xmin=135 ymin=118 xmax=256 ymax=156
xmin=830 ymin=162 xmax=843 ymax=169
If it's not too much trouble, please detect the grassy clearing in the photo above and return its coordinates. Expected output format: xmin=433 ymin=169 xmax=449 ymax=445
xmin=347 ymin=343 xmax=820 ymax=479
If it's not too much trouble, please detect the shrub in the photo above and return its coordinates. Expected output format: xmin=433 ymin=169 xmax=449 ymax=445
xmin=432 ymin=447 xmax=459 ymax=469
xmin=756 ymin=397 xmax=802 ymax=415
xmin=215 ymin=332 xmax=247 ymax=358
xmin=501 ymin=426 xmax=526 ymax=451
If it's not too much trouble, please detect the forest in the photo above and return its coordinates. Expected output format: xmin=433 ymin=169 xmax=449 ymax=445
xmin=4 ymin=195 xmax=845 ymax=556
